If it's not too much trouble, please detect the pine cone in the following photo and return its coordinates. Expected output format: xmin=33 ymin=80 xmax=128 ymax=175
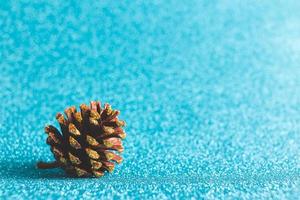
xmin=37 ymin=101 xmax=126 ymax=178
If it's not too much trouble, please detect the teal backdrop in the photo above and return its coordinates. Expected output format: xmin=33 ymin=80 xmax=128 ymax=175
xmin=1 ymin=0 xmax=300 ymax=199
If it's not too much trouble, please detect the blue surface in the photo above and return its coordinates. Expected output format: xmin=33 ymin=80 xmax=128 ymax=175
xmin=1 ymin=0 xmax=300 ymax=199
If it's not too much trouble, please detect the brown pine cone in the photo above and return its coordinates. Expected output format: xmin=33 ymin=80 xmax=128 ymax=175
xmin=37 ymin=101 xmax=126 ymax=178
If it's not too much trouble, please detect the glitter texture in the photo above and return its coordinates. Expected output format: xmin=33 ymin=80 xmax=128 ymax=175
xmin=0 ymin=0 xmax=300 ymax=199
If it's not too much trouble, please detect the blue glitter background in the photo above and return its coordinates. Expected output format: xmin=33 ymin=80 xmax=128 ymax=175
xmin=1 ymin=0 xmax=300 ymax=199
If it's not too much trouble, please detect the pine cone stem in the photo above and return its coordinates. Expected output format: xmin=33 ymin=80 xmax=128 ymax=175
xmin=37 ymin=161 xmax=60 ymax=169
